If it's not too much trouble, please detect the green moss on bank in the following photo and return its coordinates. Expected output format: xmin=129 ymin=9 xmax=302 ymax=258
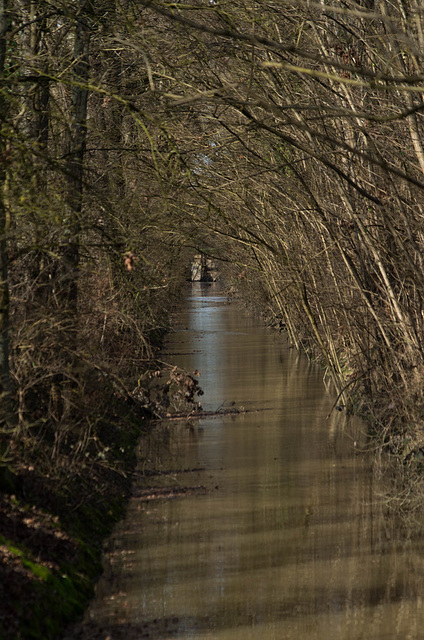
xmin=0 ymin=396 xmax=149 ymax=640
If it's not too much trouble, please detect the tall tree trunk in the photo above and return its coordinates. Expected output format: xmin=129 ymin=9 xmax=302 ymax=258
xmin=53 ymin=2 xmax=93 ymax=424
xmin=0 ymin=0 xmax=14 ymax=490
xmin=24 ymin=1 xmax=51 ymax=302
xmin=0 ymin=0 xmax=10 ymax=400
xmin=62 ymin=1 xmax=93 ymax=314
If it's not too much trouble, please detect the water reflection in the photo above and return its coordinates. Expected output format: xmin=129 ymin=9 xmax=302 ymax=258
xmin=75 ymin=283 xmax=424 ymax=640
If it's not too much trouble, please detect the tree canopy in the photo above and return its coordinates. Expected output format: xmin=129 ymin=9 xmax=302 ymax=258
xmin=1 ymin=0 xmax=424 ymax=471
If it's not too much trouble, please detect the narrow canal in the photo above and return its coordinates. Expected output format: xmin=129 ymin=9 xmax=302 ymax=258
xmin=70 ymin=283 xmax=424 ymax=639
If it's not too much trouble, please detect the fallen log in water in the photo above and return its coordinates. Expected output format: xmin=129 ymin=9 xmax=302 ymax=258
xmin=131 ymin=485 xmax=208 ymax=501
xmin=155 ymin=406 xmax=272 ymax=421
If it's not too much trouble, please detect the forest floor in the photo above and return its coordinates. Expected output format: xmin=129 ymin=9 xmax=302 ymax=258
xmin=0 ymin=394 xmax=150 ymax=640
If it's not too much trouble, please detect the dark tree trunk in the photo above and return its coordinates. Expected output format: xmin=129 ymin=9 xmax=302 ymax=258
xmin=0 ymin=0 xmax=10 ymax=399
xmin=62 ymin=1 xmax=93 ymax=313
xmin=0 ymin=0 xmax=13 ymax=488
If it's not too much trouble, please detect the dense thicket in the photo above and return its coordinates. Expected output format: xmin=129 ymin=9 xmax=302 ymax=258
xmin=0 ymin=0 xmax=195 ymax=485
xmin=133 ymin=0 xmax=424 ymax=459
xmin=1 ymin=1 xmax=424 ymax=485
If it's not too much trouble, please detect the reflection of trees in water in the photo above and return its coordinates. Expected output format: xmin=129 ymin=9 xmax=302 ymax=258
xmin=124 ymin=288 xmax=424 ymax=640
xmin=138 ymin=421 xmax=202 ymax=477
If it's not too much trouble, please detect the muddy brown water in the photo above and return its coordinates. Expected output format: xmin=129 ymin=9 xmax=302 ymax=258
xmin=70 ymin=283 xmax=424 ymax=639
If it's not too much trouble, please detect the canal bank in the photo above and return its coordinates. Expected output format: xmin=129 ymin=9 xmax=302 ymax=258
xmin=0 ymin=389 xmax=153 ymax=640
xmin=62 ymin=282 xmax=424 ymax=640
